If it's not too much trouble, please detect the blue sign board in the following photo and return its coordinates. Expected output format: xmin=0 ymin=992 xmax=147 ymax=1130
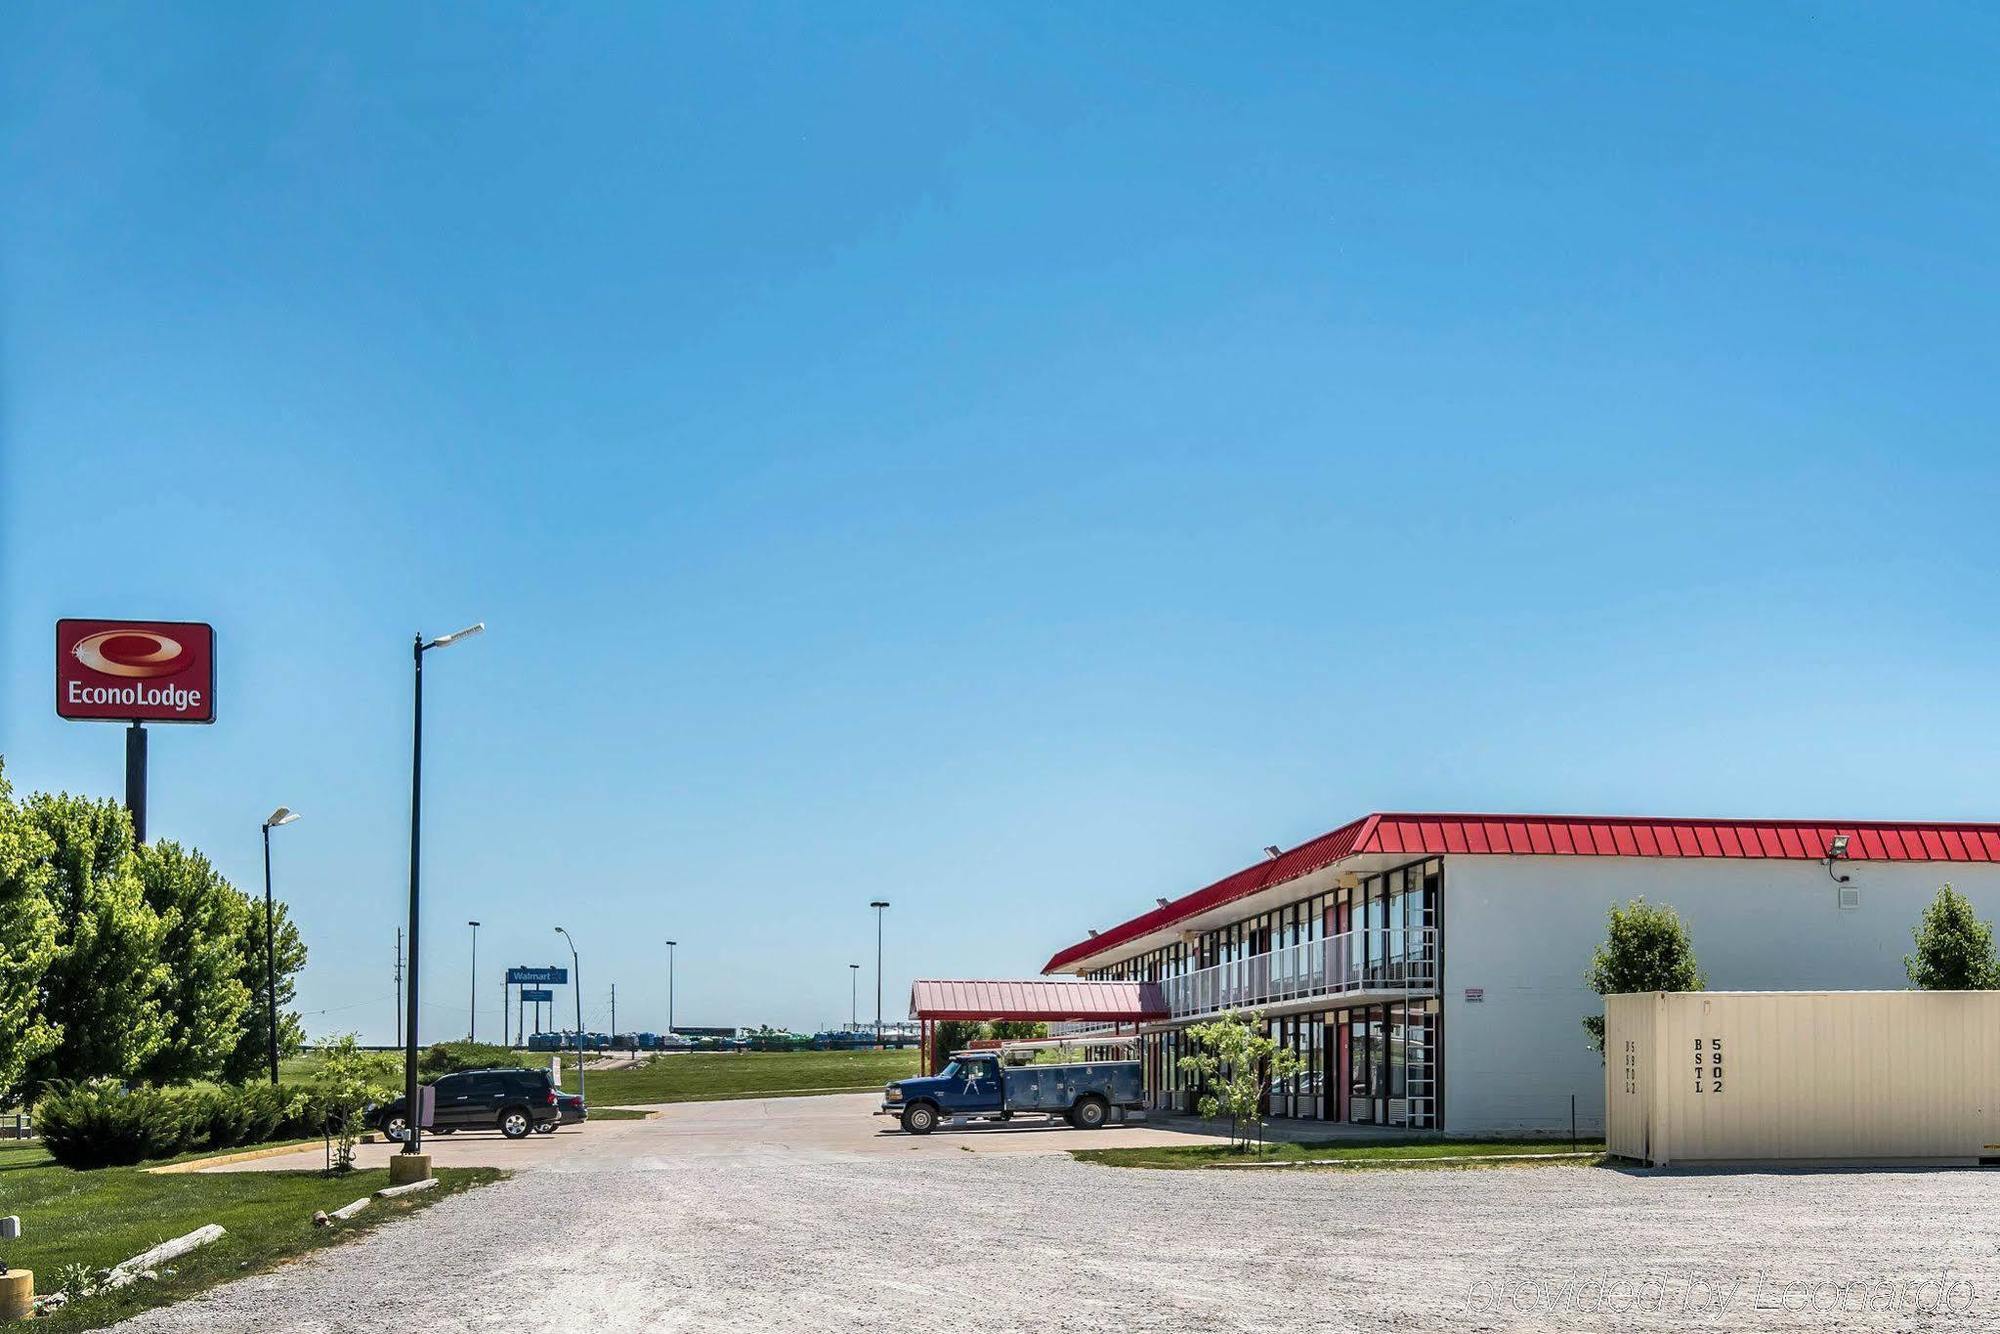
xmin=506 ymin=966 xmax=569 ymax=985
xmin=520 ymin=988 xmax=554 ymax=1003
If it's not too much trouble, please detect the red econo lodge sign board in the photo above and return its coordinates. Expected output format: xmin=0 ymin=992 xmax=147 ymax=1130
xmin=55 ymin=619 xmax=216 ymax=724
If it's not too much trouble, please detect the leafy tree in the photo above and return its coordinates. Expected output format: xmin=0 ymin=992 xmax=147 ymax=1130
xmin=22 ymin=791 xmax=167 ymax=1091
xmin=309 ymin=1034 xmax=397 ymax=1171
xmin=1583 ymin=897 xmax=1703 ymax=1053
xmin=1905 ymin=883 xmax=2000 ymax=990
xmin=1176 ymin=1010 xmax=1301 ymax=1152
xmin=0 ymin=763 xmax=61 ymax=1103
xmin=135 ymin=840 xmax=253 ymax=1084
xmin=987 ymin=1021 xmax=1048 ymax=1042
xmin=930 ymin=1020 xmax=986 ymax=1071
xmin=223 ymin=893 xmax=307 ymax=1083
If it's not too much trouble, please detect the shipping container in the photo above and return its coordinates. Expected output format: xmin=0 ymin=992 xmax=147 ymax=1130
xmin=1606 ymin=991 xmax=2000 ymax=1167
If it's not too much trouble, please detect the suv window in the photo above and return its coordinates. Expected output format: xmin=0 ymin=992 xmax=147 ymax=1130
xmin=504 ymin=1070 xmax=548 ymax=1091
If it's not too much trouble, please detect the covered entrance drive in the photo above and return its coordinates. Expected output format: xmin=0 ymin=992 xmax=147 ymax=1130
xmin=908 ymin=979 xmax=1167 ymax=1075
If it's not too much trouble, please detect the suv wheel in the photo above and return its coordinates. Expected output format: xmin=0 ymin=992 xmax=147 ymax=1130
xmin=901 ymin=1103 xmax=937 ymax=1135
xmin=382 ymin=1113 xmax=409 ymax=1142
xmin=500 ymin=1108 xmax=532 ymax=1139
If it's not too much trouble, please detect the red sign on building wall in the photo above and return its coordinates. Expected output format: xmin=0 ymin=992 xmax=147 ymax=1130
xmin=55 ymin=619 xmax=216 ymax=723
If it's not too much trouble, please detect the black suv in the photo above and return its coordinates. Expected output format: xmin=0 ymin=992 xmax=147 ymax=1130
xmin=373 ymin=1068 xmax=562 ymax=1141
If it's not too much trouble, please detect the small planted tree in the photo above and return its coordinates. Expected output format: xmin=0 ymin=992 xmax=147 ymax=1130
xmin=1584 ymin=898 xmax=1703 ymax=1053
xmin=1905 ymin=883 xmax=2000 ymax=990
xmin=1176 ymin=1010 xmax=1301 ymax=1152
xmin=310 ymin=1034 xmax=395 ymax=1172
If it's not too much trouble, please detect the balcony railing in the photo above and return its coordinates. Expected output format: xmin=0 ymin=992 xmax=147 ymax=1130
xmin=1159 ymin=927 xmax=1439 ymax=1021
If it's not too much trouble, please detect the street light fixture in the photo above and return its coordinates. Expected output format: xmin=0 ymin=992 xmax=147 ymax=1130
xmin=467 ymin=921 xmax=481 ymax=1041
xmin=869 ymin=901 xmax=890 ymax=1048
xmin=665 ymin=940 xmax=677 ymax=1037
xmin=402 ymin=622 xmax=485 ymax=1158
xmin=556 ymin=926 xmax=583 ymax=1105
xmin=260 ymin=807 xmax=300 ymax=1086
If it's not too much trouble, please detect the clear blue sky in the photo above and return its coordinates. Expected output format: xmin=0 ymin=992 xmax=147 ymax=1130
xmin=4 ymin=4 xmax=1998 ymax=1042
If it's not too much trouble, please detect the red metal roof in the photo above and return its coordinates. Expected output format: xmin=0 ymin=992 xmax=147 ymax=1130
xmin=908 ymin=978 xmax=1166 ymax=1022
xmin=1043 ymin=811 xmax=2000 ymax=974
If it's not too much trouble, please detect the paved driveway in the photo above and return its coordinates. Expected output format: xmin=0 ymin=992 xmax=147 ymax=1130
xmin=199 ymin=1092 xmax=1218 ymax=1173
xmin=128 ymin=1094 xmax=2000 ymax=1332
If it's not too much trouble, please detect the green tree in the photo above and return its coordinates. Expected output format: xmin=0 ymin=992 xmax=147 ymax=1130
xmin=23 ymin=791 xmax=167 ymax=1091
xmin=1176 ymin=1010 xmax=1301 ymax=1152
xmin=223 ymin=893 xmax=307 ymax=1084
xmin=0 ymin=763 xmax=61 ymax=1102
xmin=309 ymin=1034 xmax=396 ymax=1171
xmin=1904 ymin=883 xmax=2000 ymax=990
xmin=987 ymin=1021 xmax=1048 ymax=1042
xmin=1583 ymin=897 xmax=1704 ymax=1053
xmin=930 ymin=1020 xmax=986 ymax=1071
xmin=135 ymin=840 xmax=254 ymax=1084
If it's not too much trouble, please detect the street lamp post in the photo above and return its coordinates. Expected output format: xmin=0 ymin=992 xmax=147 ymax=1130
xmin=849 ymin=963 xmax=859 ymax=1033
xmin=556 ymin=926 xmax=583 ymax=1105
xmin=403 ymin=621 xmax=485 ymax=1158
xmin=665 ymin=940 xmax=677 ymax=1037
xmin=260 ymin=807 xmax=301 ymax=1085
xmin=869 ymin=901 xmax=890 ymax=1048
xmin=467 ymin=921 xmax=481 ymax=1041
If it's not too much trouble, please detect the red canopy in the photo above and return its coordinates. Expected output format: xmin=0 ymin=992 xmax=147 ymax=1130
xmin=908 ymin=978 xmax=1165 ymax=1022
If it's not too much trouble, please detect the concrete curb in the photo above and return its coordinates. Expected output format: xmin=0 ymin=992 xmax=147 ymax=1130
xmin=1208 ymin=1150 xmax=1603 ymax=1170
xmin=376 ymin=1177 xmax=439 ymax=1199
xmin=146 ymin=1142 xmax=317 ymax=1174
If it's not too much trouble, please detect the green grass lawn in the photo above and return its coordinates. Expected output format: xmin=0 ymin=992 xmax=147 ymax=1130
xmin=582 ymin=1106 xmax=651 ymax=1120
xmin=1073 ymin=1136 xmax=1606 ymax=1171
xmin=563 ymin=1049 xmax=919 ymax=1107
xmin=0 ymin=1141 xmax=498 ymax=1330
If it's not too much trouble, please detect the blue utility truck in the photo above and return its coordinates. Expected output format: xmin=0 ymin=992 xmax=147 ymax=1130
xmin=879 ymin=1050 xmax=1144 ymax=1134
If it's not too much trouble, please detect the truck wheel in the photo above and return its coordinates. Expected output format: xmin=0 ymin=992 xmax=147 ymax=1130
xmin=901 ymin=1104 xmax=937 ymax=1135
xmin=500 ymin=1108 xmax=532 ymax=1139
xmin=1070 ymin=1096 xmax=1108 ymax=1129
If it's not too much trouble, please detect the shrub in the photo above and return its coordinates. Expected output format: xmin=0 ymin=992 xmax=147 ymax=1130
xmin=38 ymin=1080 xmax=197 ymax=1168
xmin=1583 ymin=897 xmax=1703 ymax=1053
xmin=38 ymin=1079 xmax=319 ymax=1168
xmin=1905 ymin=883 xmax=2000 ymax=990
xmin=418 ymin=1041 xmax=524 ymax=1078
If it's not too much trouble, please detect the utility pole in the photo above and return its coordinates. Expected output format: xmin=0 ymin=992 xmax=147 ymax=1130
xmin=610 ymin=983 xmax=617 ymax=1042
xmin=393 ymin=928 xmax=404 ymax=1048
xmin=665 ymin=940 xmax=677 ymax=1036
xmin=870 ymin=900 xmax=890 ymax=1048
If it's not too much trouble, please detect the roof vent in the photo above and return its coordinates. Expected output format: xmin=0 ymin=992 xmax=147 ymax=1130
xmin=1155 ymin=898 xmax=1170 ymax=909
xmin=1086 ymin=928 xmax=1099 ymax=938
xmin=1264 ymin=845 xmax=1282 ymax=858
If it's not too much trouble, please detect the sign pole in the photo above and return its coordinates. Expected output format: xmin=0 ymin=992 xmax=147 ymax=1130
xmin=125 ymin=722 xmax=147 ymax=845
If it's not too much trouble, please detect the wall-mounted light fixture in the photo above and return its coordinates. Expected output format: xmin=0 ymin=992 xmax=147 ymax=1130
xmin=1824 ymin=834 xmax=1852 ymax=884
xmin=1263 ymin=845 xmax=1282 ymax=859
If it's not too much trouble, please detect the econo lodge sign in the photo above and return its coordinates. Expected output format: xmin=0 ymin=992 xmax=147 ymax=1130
xmin=56 ymin=619 xmax=216 ymax=723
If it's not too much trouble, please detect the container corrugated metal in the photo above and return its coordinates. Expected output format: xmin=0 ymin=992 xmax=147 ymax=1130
xmin=1606 ymin=991 xmax=2000 ymax=1166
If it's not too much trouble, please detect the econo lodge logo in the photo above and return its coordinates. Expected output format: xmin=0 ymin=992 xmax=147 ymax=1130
xmin=72 ymin=628 xmax=188 ymax=679
xmin=56 ymin=619 xmax=216 ymax=723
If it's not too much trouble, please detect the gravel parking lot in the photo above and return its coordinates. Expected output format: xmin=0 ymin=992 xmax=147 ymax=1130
xmin=122 ymin=1095 xmax=2000 ymax=1333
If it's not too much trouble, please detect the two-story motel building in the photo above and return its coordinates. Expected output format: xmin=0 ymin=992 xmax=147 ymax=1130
xmin=1038 ymin=812 xmax=2000 ymax=1135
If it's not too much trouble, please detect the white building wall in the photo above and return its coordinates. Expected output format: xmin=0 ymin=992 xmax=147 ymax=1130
xmin=1439 ymin=854 xmax=2000 ymax=1137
